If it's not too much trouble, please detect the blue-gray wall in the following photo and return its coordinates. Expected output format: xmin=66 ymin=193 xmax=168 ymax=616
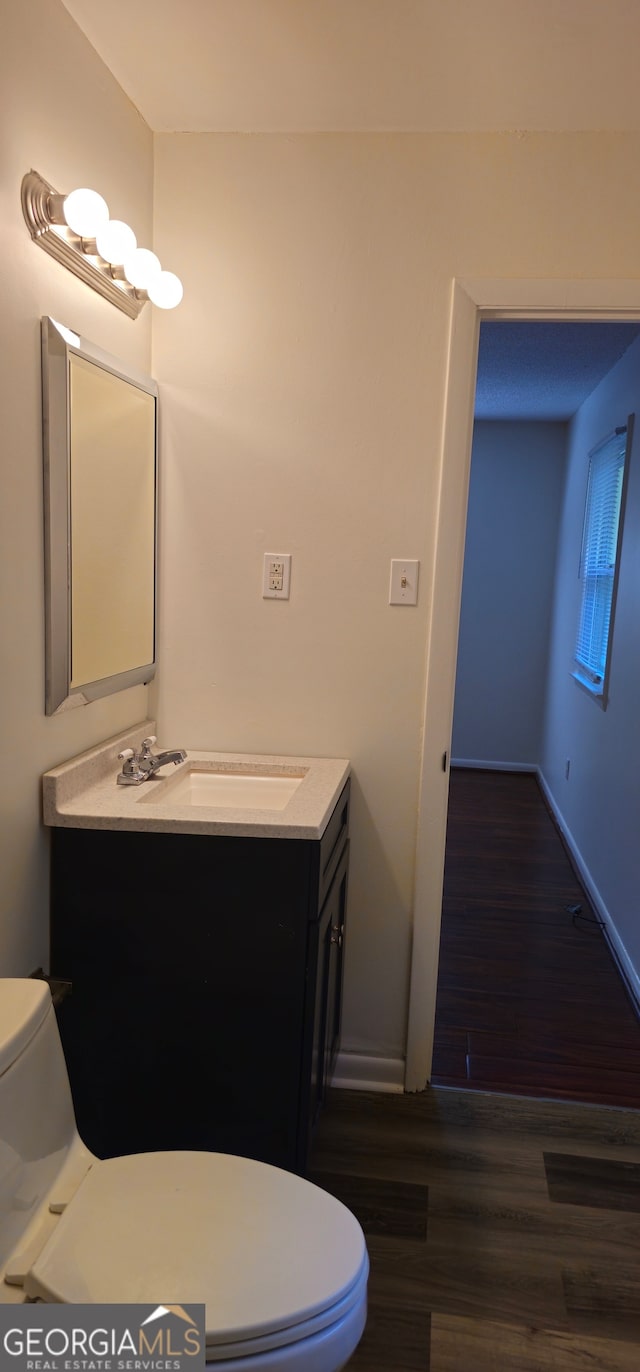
xmin=452 ymin=420 xmax=568 ymax=767
xmin=540 ymin=335 xmax=640 ymax=991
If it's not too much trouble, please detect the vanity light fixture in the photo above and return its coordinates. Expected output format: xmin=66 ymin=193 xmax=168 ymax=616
xmin=21 ymin=169 xmax=183 ymax=319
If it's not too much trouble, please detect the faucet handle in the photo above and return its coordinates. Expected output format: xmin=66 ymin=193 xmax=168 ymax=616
xmin=117 ymin=748 xmax=146 ymax=785
xmin=141 ymin=736 xmax=157 ymax=752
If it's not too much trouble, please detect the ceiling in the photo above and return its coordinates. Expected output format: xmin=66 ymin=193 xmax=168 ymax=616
xmin=60 ymin=0 xmax=640 ymax=134
xmin=57 ymin=3 xmax=640 ymax=419
xmin=475 ymin=323 xmax=640 ymax=421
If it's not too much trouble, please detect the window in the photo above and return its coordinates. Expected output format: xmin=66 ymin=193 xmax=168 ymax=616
xmin=572 ymin=419 xmax=633 ymax=707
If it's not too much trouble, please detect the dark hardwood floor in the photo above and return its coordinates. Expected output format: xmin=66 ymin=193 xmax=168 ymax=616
xmin=310 ymin=1086 xmax=640 ymax=1370
xmin=309 ymin=770 xmax=640 ymax=1368
xmin=431 ymin=768 xmax=640 ymax=1108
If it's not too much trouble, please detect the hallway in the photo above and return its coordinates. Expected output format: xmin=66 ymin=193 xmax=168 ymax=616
xmin=431 ymin=769 xmax=640 ymax=1108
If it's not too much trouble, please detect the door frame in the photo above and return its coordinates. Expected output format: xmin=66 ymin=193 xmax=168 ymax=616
xmin=404 ymin=276 xmax=640 ymax=1093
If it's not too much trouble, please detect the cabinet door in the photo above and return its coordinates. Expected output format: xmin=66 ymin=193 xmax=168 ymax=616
xmin=309 ymin=840 xmax=349 ymax=1135
xmin=50 ymin=826 xmax=314 ymax=1168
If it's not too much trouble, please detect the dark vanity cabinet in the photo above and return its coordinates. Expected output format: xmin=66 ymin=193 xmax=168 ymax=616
xmin=49 ymin=780 xmax=350 ymax=1176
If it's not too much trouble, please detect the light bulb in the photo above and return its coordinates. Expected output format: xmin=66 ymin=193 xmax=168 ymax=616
xmin=63 ymin=188 xmax=109 ymax=238
xmin=95 ymin=219 xmax=137 ymax=265
xmin=123 ymin=248 xmax=161 ymax=290
xmin=147 ymin=271 xmax=184 ymax=310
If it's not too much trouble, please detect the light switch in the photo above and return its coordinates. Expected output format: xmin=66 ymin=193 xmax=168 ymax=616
xmin=263 ymin=553 xmax=291 ymax=599
xmin=389 ymin=559 xmax=419 ymax=605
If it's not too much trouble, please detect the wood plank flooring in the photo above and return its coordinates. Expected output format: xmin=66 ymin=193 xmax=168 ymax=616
xmin=309 ymin=1086 xmax=640 ymax=1370
xmin=431 ymin=769 xmax=640 ymax=1107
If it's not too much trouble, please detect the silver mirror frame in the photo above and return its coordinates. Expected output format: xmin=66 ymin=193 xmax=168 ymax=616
xmin=41 ymin=316 xmax=158 ymax=715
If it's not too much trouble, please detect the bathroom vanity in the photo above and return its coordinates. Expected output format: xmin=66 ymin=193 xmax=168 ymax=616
xmin=45 ymin=725 xmax=350 ymax=1176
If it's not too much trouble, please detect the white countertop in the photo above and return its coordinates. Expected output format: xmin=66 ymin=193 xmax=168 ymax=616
xmin=43 ymin=722 xmax=350 ymax=840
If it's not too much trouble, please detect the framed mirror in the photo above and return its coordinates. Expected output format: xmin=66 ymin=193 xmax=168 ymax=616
xmin=41 ymin=316 xmax=158 ymax=715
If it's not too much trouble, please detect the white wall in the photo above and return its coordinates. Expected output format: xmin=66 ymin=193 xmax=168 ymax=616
xmin=152 ymin=132 xmax=640 ymax=1065
xmin=541 ymin=334 xmax=640 ymax=977
xmin=0 ymin=0 xmax=153 ymax=974
xmin=452 ymin=421 xmax=568 ymax=768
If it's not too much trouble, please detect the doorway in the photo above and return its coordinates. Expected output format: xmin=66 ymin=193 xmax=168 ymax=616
xmin=432 ymin=317 xmax=640 ymax=1105
xmin=404 ymin=278 xmax=640 ymax=1094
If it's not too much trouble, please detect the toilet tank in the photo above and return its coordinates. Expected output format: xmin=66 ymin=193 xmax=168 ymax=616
xmin=0 ymin=980 xmax=81 ymax=1270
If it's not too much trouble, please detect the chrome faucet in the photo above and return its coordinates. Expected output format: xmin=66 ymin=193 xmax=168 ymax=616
xmin=117 ymin=736 xmax=187 ymax=786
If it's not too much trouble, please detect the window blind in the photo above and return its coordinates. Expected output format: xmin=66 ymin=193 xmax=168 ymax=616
xmin=574 ymin=427 xmax=627 ymax=692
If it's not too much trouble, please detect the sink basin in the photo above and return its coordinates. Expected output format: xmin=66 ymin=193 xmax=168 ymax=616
xmin=143 ymin=766 xmax=307 ymax=810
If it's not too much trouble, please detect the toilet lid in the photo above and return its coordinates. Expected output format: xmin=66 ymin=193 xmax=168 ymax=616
xmin=25 ymin=1152 xmax=368 ymax=1355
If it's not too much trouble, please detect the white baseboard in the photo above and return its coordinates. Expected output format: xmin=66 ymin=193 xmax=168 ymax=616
xmin=331 ymin=1052 xmax=405 ymax=1094
xmin=451 ymin=757 xmax=538 ymax=773
xmin=537 ymin=768 xmax=640 ymax=1014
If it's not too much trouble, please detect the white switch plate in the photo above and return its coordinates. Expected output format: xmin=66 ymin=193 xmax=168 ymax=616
xmin=389 ymin=559 xmax=420 ymax=605
xmin=263 ymin=553 xmax=292 ymax=599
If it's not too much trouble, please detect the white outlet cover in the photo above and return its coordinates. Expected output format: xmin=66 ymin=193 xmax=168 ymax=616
xmin=263 ymin=553 xmax=292 ymax=599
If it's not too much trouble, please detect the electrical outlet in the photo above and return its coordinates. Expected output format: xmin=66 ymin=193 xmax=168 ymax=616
xmin=263 ymin=553 xmax=291 ymax=600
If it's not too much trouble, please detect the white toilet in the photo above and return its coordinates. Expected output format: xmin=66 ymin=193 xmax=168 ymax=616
xmin=0 ymin=979 xmax=368 ymax=1370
